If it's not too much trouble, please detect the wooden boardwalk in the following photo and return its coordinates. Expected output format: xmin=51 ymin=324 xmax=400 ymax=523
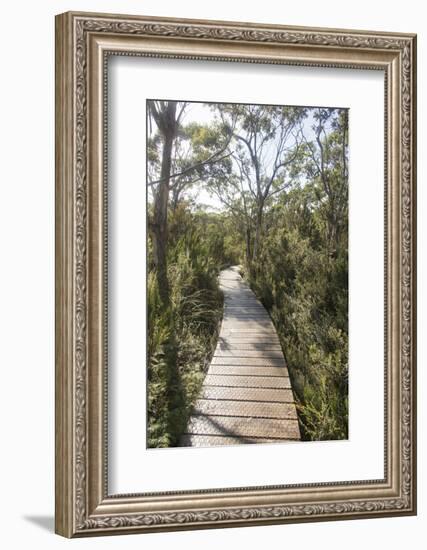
xmin=181 ymin=266 xmax=300 ymax=447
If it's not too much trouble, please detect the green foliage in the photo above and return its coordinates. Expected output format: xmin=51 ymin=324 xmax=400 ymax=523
xmin=147 ymin=206 xmax=230 ymax=448
xmin=248 ymin=179 xmax=348 ymax=441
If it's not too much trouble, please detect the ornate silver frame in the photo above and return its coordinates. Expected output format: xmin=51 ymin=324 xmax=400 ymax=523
xmin=55 ymin=11 xmax=417 ymax=537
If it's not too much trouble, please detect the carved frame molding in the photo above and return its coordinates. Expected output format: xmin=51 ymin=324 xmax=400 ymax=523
xmin=55 ymin=11 xmax=416 ymax=537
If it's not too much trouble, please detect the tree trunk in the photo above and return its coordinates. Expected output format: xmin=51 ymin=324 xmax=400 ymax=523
xmin=252 ymin=203 xmax=264 ymax=264
xmin=152 ymin=130 xmax=174 ymax=306
xmin=245 ymin=225 xmax=252 ymax=271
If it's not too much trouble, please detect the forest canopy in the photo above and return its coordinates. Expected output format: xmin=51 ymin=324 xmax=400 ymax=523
xmin=147 ymin=100 xmax=348 ymax=447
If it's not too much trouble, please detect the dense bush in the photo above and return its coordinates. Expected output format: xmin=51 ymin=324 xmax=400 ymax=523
xmin=248 ymin=187 xmax=348 ymax=441
xmin=147 ymin=206 xmax=237 ymax=447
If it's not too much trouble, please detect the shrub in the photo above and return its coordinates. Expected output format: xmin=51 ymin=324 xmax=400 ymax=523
xmin=147 ymin=208 xmax=224 ymax=447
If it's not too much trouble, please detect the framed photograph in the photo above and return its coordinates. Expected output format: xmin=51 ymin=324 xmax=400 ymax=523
xmin=55 ymin=11 xmax=417 ymax=537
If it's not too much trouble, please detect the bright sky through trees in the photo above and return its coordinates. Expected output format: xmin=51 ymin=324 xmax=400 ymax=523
xmin=147 ymin=100 xmax=331 ymax=211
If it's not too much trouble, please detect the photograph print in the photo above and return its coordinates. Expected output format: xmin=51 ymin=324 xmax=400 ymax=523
xmin=147 ymin=99 xmax=349 ymax=449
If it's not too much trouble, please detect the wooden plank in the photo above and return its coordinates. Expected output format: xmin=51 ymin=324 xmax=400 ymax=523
xmin=181 ymin=435 xmax=296 ymax=447
xmin=217 ymin=344 xmax=282 ymax=351
xmin=208 ymin=365 xmax=289 ymax=377
xmin=222 ymin=316 xmax=272 ymax=321
xmin=225 ymin=302 xmax=264 ymax=305
xmin=222 ymin=315 xmax=271 ymax=320
xmin=220 ymin=332 xmax=279 ymax=338
xmin=223 ymin=316 xmax=271 ymax=322
xmin=182 ymin=266 xmax=301 ymax=446
xmin=222 ymin=333 xmax=277 ymax=339
xmin=221 ymin=324 xmax=274 ymax=331
xmin=181 ymin=434 xmax=294 ymax=447
xmin=186 ymin=415 xmax=301 ymax=439
xmin=224 ymin=315 xmax=268 ymax=319
xmin=192 ymin=399 xmax=297 ymax=419
xmin=224 ymin=309 xmax=269 ymax=314
xmin=224 ymin=306 xmax=265 ymax=310
xmin=224 ymin=312 xmax=270 ymax=317
xmin=212 ymin=356 xmax=286 ymax=366
xmin=224 ymin=302 xmax=261 ymax=306
xmin=214 ymin=349 xmax=284 ymax=358
xmin=200 ymin=385 xmax=295 ymax=402
xmin=219 ymin=337 xmax=281 ymax=344
xmin=222 ymin=329 xmax=275 ymax=334
xmin=204 ymin=374 xmax=291 ymax=389
xmin=225 ymin=305 xmax=263 ymax=308
xmin=222 ymin=321 xmax=273 ymax=327
xmin=223 ymin=309 xmax=269 ymax=313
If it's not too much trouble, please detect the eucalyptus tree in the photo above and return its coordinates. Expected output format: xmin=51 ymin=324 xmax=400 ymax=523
xmin=206 ymin=104 xmax=306 ymax=270
xmin=300 ymin=108 xmax=349 ymax=258
xmin=147 ymin=100 xmax=187 ymax=305
xmin=147 ymin=101 xmax=234 ymax=304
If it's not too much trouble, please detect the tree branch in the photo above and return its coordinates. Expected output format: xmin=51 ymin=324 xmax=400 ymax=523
xmin=148 ymin=150 xmax=232 ymax=187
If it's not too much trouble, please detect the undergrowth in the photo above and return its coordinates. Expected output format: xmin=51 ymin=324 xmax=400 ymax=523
xmin=247 ymin=196 xmax=348 ymax=441
xmin=147 ymin=207 xmax=240 ymax=447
